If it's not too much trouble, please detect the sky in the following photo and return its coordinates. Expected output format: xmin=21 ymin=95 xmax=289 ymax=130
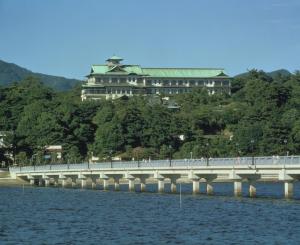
xmin=0 ymin=0 xmax=299 ymax=79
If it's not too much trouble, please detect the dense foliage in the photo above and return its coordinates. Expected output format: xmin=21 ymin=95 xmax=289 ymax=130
xmin=0 ymin=70 xmax=300 ymax=166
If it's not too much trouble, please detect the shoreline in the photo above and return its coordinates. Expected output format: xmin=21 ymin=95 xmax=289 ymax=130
xmin=0 ymin=177 xmax=30 ymax=187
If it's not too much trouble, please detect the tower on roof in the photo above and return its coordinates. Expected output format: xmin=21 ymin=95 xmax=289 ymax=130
xmin=106 ymin=55 xmax=123 ymax=67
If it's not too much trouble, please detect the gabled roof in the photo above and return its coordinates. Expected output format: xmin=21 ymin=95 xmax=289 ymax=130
xmin=91 ymin=65 xmax=145 ymax=75
xmin=142 ymin=68 xmax=227 ymax=78
xmin=90 ymin=64 xmax=229 ymax=78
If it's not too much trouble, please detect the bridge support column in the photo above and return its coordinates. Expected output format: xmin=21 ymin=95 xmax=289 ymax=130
xmin=60 ymin=178 xmax=67 ymax=187
xmin=91 ymin=180 xmax=97 ymax=189
xmin=284 ymin=181 xmax=293 ymax=199
xmin=139 ymin=177 xmax=147 ymax=192
xmin=38 ymin=179 xmax=44 ymax=186
xmin=249 ymin=182 xmax=256 ymax=198
xmin=140 ymin=181 xmax=146 ymax=192
xmin=44 ymin=178 xmax=50 ymax=187
xmin=103 ymin=179 xmax=109 ymax=191
xmin=52 ymin=178 xmax=59 ymax=187
xmin=81 ymin=179 xmax=87 ymax=189
xmin=206 ymin=181 xmax=214 ymax=195
xmin=158 ymin=180 xmax=165 ymax=193
xmin=128 ymin=179 xmax=135 ymax=192
xmin=170 ymin=178 xmax=177 ymax=193
xmin=114 ymin=178 xmax=120 ymax=191
xmin=71 ymin=179 xmax=77 ymax=188
xmin=234 ymin=181 xmax=242 ymax=197
xmin=192 ymin=180 xmax=200 ymax=194
xmin=29 ymin=179 xmax=35 ymax=186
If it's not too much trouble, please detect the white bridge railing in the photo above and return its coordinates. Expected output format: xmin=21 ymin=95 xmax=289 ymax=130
xmin=9 ymin=155 xmax=300 ymax=173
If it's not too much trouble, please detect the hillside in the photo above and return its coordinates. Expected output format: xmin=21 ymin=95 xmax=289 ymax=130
xmin=235 ymin=69 xmax=291 ymax=79
xmin=0 ymin=59 xmax=81 ymax=91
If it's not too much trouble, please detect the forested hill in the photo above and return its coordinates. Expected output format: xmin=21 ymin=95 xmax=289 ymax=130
xmin=235 ymin=69 xmax=291 ymax=79
xmin=0 ymin=69 xmax=300 ymax=166
xmin=0 ymin=59 xmax=81 ymax=91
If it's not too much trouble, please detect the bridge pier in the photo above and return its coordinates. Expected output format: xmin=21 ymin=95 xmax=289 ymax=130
xmin=229 ymin=170 xmax=243 ymax=197
xmin=157 ymin=179 xmax=165 ymax=193
xmin=81 ymin=179 xmax=87 ymax=189
xmin=206 ymin=181 xmax=214 ymax=195
xmin=103 ymin=179 xmax=109 ymax=190
xmin=124 ymin=173 xmax=135 ymax=192
xmin=279 ymin=170 xmax=294 ymax=199
xmin=188 ymin=172 xmax=200 ymax=194
xmin=238 ymin=174 xmax=260 ymax=198
xmin=60 ymin=178 xmax=67 ymax=187
xmin=29 ymin=178 xmax=35 ymax=186
xmin=99 ymin=173 xmax=109 ymax=190
xmin=140 ymin=178 xmax=146 ymax=192
xmin=38 ymin=179 xmax=44 ymax=186
xmin=51 ymin=178 xmax=59 ymax=187
xmin=170 ymin=179 xmax=177 ymax=193
xmin=128 ymin=179 xmax=135 ymax=192
xmin=71 ymin=179 xmax=77 ymax=188
xmin=284 ymin=181 xmax=293 ymax=199
xmin=107 ymin=175 xmax=123 ymax=191
xmin=234 ymin=181 xmax=242 ymax=197
xmin=161 ymin=174 xmax=180 ymax=193
xmin=194 ymin=174 xmax=217 ymax=195
xmin=114 ymin=178 xmax=120 ymax=191
xmin=249 ymin=181 xmax=256 ymax=198
xmin=192 ymin=179 xmax=200 ymax=194
xmin=44 ymin=178 xmax=50 ymax=187
xmin=131 ymin=174 xmax=151 ymax=192
xmin=91 ymin=179 xmax=97 ymax=189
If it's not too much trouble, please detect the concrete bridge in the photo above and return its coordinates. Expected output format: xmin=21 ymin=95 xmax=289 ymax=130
xmin=9 ymin=156 xmax=300 ymax=198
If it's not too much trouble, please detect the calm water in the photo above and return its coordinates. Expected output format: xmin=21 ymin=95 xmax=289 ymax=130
xmin=1 ymin=183 xmax=300 ymax=244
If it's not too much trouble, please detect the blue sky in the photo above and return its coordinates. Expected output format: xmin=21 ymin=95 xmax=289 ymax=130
xmin=0 ymin=0 xmax=299 ymax=79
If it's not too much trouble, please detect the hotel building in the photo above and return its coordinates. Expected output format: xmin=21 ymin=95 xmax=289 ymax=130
xmin=81 ymin=56 xmax=231 ymax=100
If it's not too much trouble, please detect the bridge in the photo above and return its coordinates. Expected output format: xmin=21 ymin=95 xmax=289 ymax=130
xmin=9 ymin=155 xmax=300 ymax=198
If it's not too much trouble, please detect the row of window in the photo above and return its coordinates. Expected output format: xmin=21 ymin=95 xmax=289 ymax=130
xmin=83 ymin=86 xmax=230 ymax=95
xmin=91 ymin=77 xmax=229 ymax=86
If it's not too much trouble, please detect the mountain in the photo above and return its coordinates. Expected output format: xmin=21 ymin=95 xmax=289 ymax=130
xmin=235 ymin=69 xmax=291 ymax=79
xmin=0 ymin=59 xmax=81 ymax=91
xmin=267 ymin=69 xmax=291 ymax=78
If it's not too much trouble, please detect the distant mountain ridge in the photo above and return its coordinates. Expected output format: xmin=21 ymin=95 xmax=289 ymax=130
xmin=0 ymin=59 xmax=81 ymax=91
xmin=235 ymin=69 xmax=291 ymax=79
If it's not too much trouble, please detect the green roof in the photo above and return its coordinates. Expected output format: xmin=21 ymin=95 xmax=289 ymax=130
xmin=91 ymin=65 xmax=109 ymax=74
xmin=90 ymin=65 xmax=228 ymax=78
xmin=142 ymin=68 xmax=227 ymax=78
xmin=91 ymin=65 xmax=145 ymax=75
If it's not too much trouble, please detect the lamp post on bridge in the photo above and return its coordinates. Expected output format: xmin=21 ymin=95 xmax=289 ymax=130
xmin=169 ymin=145 xmax=172 ymax=167
xmin=205 ymin=142 xmax=210 ymax=166
xmin=284 ymin=139 xmax=289 ymax=157
xmin=250 ymin=139 xmax=254 ymax=165
xmin=109 ymin=150 xmax=113 ymax=168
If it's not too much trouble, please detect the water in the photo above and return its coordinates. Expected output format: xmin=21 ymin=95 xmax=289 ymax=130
xmin=1 ymin=183 xmax=300 ymax=244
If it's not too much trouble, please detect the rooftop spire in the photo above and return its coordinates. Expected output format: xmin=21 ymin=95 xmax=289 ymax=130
xmin=106 ymin=55 xmax=123 ymax=66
